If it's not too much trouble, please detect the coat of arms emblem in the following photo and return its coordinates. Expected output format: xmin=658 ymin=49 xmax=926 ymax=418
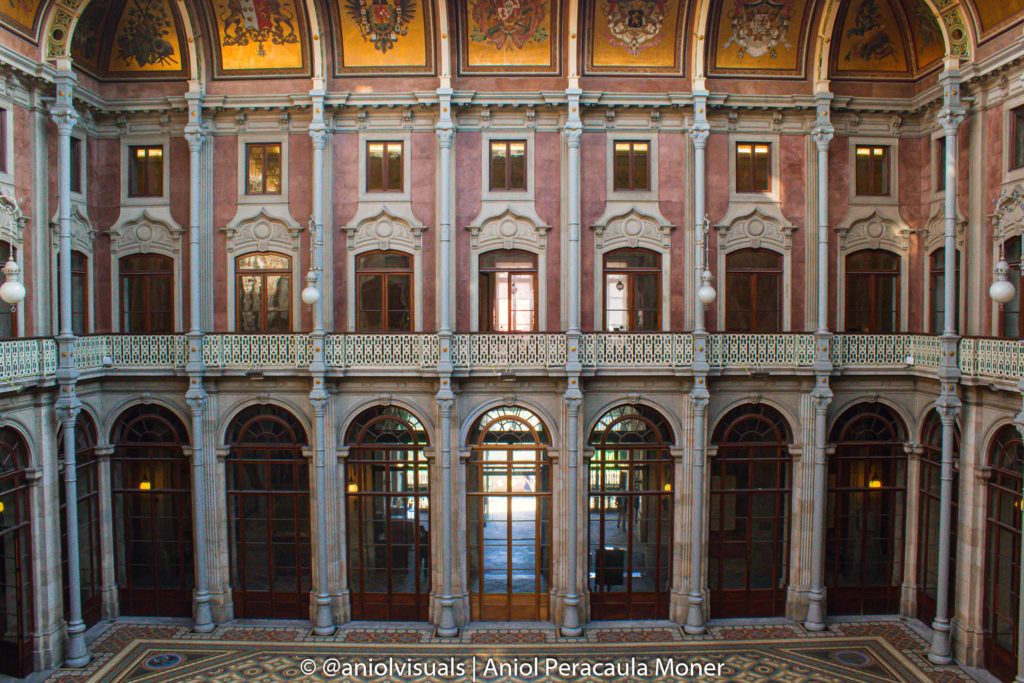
xmin=219 ymin=0 xmax=299 ymax=58
xmin=345 ymin=0 xmax=417 ymax=54
xmin=722 ymin=0 xmax=792 ymax=60
xmin=469 ymin=0 xmax=548 ymax=51
xmin=603 ymin=0 xmax=666 ymax=55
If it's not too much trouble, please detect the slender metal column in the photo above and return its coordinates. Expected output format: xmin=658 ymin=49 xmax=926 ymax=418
xmin=184 ymin=86 xmax=214 ymax=633
xmin=51 ymin=63 xmax=89 ymax=668
xmin=1014 ymin=404 xmax=1024 ymax=683
xmin=929 ymin=66 xmax=965 ymax=665
xmin=805 ymin=94 xmax=834 ymax=631
xmin=560 ymin=87 xmax=583 ymax=637
xmin=685 ymin=91 xmax=711 ymax=634
xmin=308 ymin=85 xmax=334 ymax=635
xmin=435 ymin=87 xmax=459 ymax=636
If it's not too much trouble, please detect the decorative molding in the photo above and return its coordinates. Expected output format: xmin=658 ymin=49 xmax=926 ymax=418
xmin=342 ymin=206 xmax=426 ymax=253
xmin=835 ymin=209 xmax=914 ymax=252
xmin=49 ymin=204 xmax=95 ymax=254
xmin=715 ymin=207 xmax=795 ymax=253
xmin=107 ymin=209 xmax=183 ymax=258
xmin=591 ymin=208 xmax=675 ymax=251
xmin=466 ymin=208 xmax=550 ymax=252
xmin=0 ymin=193 xmax=26 ymax=244
xmin=924 ymin=208 xmax=966 ymax=253
xmin=222 ymin=209 xmax=303 ymax=255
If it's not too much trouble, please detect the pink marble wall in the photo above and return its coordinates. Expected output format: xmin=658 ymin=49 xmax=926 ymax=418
xmin=88 ymin=138 xmax=121 ymax=332
xmin=900 ymin=136 xmax=925 ymax=332
xmin=781 ymin=135 xmax=806 ymax=331
xmin=288 ymin=132 xmax=313 ymax=331
xmin=658 ymin=131 xmax=687 ymax=330
xmin=986 ymin=106 xmax=1005 ymax=334
xmin=332 ymin=132 xmax=359 ymax=329
xmin=579 ymin=131 xmax=606 ymax=331
xmin=410 ymin=130 xmax=437 ymax=330
xmin=828 ymin=137 xmax=851 ymax=331
xmin=453 ymin=131 xmax=481 ymax=331
xmin=212 ymin=133 xmax=237 ymax=331
xmin=535 ymin=131 xmax=562 ymax=331
xmin=705 ymin=132 xmax=731 ymax=332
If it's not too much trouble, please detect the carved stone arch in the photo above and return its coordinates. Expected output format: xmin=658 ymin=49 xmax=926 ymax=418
xmin=50 ymin=204 xmax=95 ymax=255
xmin=589 ymin=207 xmax=675 ymax=331
xmin=467 ymin=208 xmax=551 ymax=252
xmin=341 ymin=206 xmax=426 ymax=332
xmin=835 ymin=210 xmax=913 ymax=332
xmin=0 ymin=193 xmax=26 ymax=245
xmin=222 ymin=210 xmax=303 ymax=333
xmin=107 ymin=211 xmax=184 ymax=332
xmin=924 ymin=208 xmax=965 ymax=254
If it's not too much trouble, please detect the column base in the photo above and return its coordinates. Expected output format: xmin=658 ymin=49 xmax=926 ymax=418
xmin=926 ymin=653 xmax=952 ymax=665
xmin=803 ymin=621 xmax=827 ymax=632
xmin=65 ymin=653 xmax=92 ymax=668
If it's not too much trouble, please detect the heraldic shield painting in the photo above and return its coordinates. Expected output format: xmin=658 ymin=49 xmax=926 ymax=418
xmin=335 ymin=0 xmax=436 ymax=75
xmin=71 ymin=0 xmax=189 ymax=79
xmin=709 ymin=0 xmax=816 ymax=77
xmin=208 ymin=0 xmax=310 ymax=77
xmin=584 ymin=0 xmax=687 ymax=74
xmin=458 ymin=0 xmax=561 ymax=74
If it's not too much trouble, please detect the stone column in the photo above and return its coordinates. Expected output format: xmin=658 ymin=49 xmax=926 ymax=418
xmin=184 ymin=85 xmax=214 ymax=633
xmin=805 ymin=93 xmax=835 ymax=632
xmin=308 ymin=85 xmax=334 ymax=635
xmin=435 ymin=86 xmax=459 ymax=636
xmin=51 ymin=62 xmax=89 ymax=667
xmin=561 ymin=87 xmax=584 ymax=637
xmin=929 ymin=65 xmax=964 ymax=664
xmin=685 ymin=91 xmax=710 ymax=634
xmin=1014 ymin=405 xmax=1024 ymax=683
xmin=94 ymin=446 xmax=116 ymax=618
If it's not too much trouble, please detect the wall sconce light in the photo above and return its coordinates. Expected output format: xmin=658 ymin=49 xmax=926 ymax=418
xmin=991 ymin=189 xmax=1021 ymax=305
xmin=0 ymin=500 xmax=5 ymax=514
xmin=301 ymin=218 xmax=322 ymax=306
xmin=868 ymin=475 xmax=882 ymax=489
xmin=663 ymin=482 xmax=672 ymax=492
xmin=347 ymin=477 xmax=358 ymax=494
xmin=139 ymin=477 xmax=151 ymax=491
xmin=0 ymin=251 xmax=26 ymax=309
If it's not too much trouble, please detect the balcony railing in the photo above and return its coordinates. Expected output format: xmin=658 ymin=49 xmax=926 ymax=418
xmin=2 ymin=332 xmax=1024 ymax=385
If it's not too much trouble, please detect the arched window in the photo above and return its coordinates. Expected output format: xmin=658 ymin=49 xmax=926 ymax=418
xmin=226 ymin=405 xmax=310 ymax=619
xmin=826 ymin=402 xmax=907 ymax=615
xmin=110 ymin=404 xmax=192 ymax=617
xmin=917 ymin=411 xmax=958 ymax=627
xmin=1002 ymin=237 xmax=1022 ymax=338
xmin=355 ymin=251 xmax=413 ymax=332
xmin=479 ymin=250 xmax=537 ymax=332
xmin=725 ymin=249 xmax=782 ymax=332
xmin=929 ymin=248 xmax=959 ymax=334
xmin=235 ymin=252 xmax=291 ymax=333
xmin=120 ymin=254 xmax=173 ymax=333
xmin=603 ymin=249 xmax=660 ymax=332
xmin=466 ymin=406 xmax=551 ymax=620
xmin=0 ymin=241 xmax=15 ymax=337
xmin=0 ymin=427 xmax=32 ymax=677
xmin=345 ymin=406 xmax=430 ymax=621
xmin=845 ymin=249 xmax=900 ymax=333
xmin=709 ymin=404 xmax=791 ymax=617
xmin=983 ymin=425 xmax=1023 ymax=681
xmin=59 ymin=413 xmax=102 ymax=629
xmin=587 ymin=404 xmax=673 ymax=620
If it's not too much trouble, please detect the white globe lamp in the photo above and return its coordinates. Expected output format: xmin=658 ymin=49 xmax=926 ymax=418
xmin=0 ymin=257 xmax=25 ymax=307
xmin=697 ymin=269 xmax=717 ymax=306
xmin=990 ymin=260 xmax=1016 ymax=304
xmin=301 ymin=270 xmax=321 ymax=306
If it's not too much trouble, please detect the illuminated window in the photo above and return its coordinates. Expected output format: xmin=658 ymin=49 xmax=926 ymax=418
xmin=235 ymin=252 xmax=291 ymax=333
xmin=490 ymin=140 xmax=526 ymax=191
xmin=367 ymin=141 xmax=403 ymax=192
xmin=70 ymin=137 xmax=83 ymax=194
xmin=603 ymin=248 xmax=660 ymax=331
xmin=735 ymin=142 xmax=770 ymax=193
xmin=355 ymin=250 xmax=412 ymax=332
xmin=479 ymin=250 xmax=537 ymax=332
xmin=1012 ymin=106 xmax=1024 ymax=170
xmin=855 ymin=145 xmax=890 ymax=196
xmin=0 ymin=108 xmax=8 ymax=174
xmin=935 ymin=137 xmax=946 ymax=192
xmin=129 ymin=146 xmax=163 ymax=197
xmin=613 ymin=141 xmax=649 ymax=191
xmin=245 ymin=143 xmax=282 ymax=195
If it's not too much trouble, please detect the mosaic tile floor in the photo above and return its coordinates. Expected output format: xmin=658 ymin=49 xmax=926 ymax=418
xmin=42 ymin=619 xmax=974 ymax=682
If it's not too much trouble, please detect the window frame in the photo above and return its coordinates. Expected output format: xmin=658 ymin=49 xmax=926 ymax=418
xmin=724 ymin=248 xmax=783 ymax=333
xmin=354 ymin=249 xmax=414 ymax=333
xmin=365 ymin=140 xmax=404 ymax=193
xmin=478 ymin=249 xmax=539 ymax=332
xmin=0 ymin=240 xmax=15 ymax=337
xmin=128 ymin=145 xmax=165 ymax=198
xmin=928 ymin=247 xmax=960 ymax=335
xmin=601 ymin=248 xmax=661 ymax=332
xmin=854 ymin=144 xmax=891 ymax=196
xmin=234 ymin=251 xmax=293 ymax=333
xmin=0 ymin=107 xmax=8 ymax=175
xmin=612 ymin=139 xmax=651 ymax=192
xmin=244 ymin=142 xmax=283 ymax=196
xmin=118 ymin=253 xmax=175 ymax=334
xmin=734 ymin=141 xmax=771 ymax=194
xmin=69 ymin=135 xmax=84 ymax=196
xmin=999 ymin=236 xmax=1023 ymax=339
xmin=1011 ymin=104 xmax=1024 ymax=171
xmin=488 ymin=139 xmax=528 ymax=192
xmin=934 ymin=135 xmax=946 ymax=194
xmin=843 ymin=248 xmax=901 ymax=334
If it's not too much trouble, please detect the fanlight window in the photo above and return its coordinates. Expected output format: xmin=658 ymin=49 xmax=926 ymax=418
xmin=470 ymin=406 xmax=550 ymax=446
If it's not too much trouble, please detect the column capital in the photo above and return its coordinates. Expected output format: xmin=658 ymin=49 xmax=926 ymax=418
xmin=185 ymin=388 xmax=208 ymax=410
xmin=55 ymin=400 xmax=82 ymax=425
xmin=564 ymin=125 xmax=582 ymax=148
xmin=689 ymin=123 xmax=709 ymax=149
xmin=184 ymin=129 xmax=208 ymax=153
xmin=938 ymin=108 xmax=965 ymax=133
xmin=310 ymin=394 xmax=328 ymax=416
xmin=436 ymin=126 xmax=454 ymax=148
xmin=810 ymin=385 xmax=833 ymax=409
xmin=811 ymin=126 xmax=834 ymax=151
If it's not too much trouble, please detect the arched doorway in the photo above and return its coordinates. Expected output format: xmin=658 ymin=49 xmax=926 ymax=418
xmin=111 ymin=404 xmax=193 ymax=617
xmin=0 ymin=427 xmax=33 ymax=677
xmin=587 ymin=404 xmax=673 ymax=620
xmin=916 ymin=412 xmax=958 ymax=626
xmin=59 ymin=412 xmax=102 ymax=628
xmin=226 ymin=405 xmax=311 ymax=619
xmin=826 ymin=402 xmax=907 ymax=615
xmin=345 ymin=405 xmax=430 ymax=621
xmin=709 ymin=404 xmax=792 ymax=618
xmin=983 ymin=425 xmax=1022 ymax=681
xmin=466 ymin=406 xmax=551 ymax=621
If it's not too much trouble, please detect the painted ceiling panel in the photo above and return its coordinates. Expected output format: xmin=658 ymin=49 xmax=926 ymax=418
xmin=456 ymin=0 xmax=562 ymax=74
xmin=708 ymin=0 xmax=818 ymax=78
xmin=831 ymin=0 xmax=912 ymax=78
xmin=334 ymin=0 xmax=436 ymax=75
xmin=972 ymin=0 xmax=1024 ymax=38
xmin=583 ymin=0 xmax=688 ymax=75
xmin=0 ymin=0 xmax=46 ymax=42
xmin=206 ymin=0 xmax=311 ymax=78
xmin=71 ymin=0 xmax=189 ymax=80
xmin=901 ymin=0 xmax=942 ymax=71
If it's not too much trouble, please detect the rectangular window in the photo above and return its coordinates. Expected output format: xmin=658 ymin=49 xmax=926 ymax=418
xmin=613 ymin=141 xmax=650 ymax=191
xmin=0 ymin=241 xmax=13 ymax=337
xmin=70 ymin=136 xmax=82 ymax=194
xmin=735 ymin=142 xmax=771 ymax=193
xmin=935 ymin=137 xmax=946 ymax=192
xmin=1012 ymin=106 xmax=1024 ymax=170
xmin=129 ymin=146 xmax=164 ymax=197
xmin=0 ymin=108 xmax=8 ymax=174
xmin=490 ymin=140 xmax=527 ymax=191
xmin=245 ymin=142 xmax=282 ymax=195
xmin=855 ymin=145 xmax=890 ymax=196
xmin=367 ymin=141 xmax=403 ymax=192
